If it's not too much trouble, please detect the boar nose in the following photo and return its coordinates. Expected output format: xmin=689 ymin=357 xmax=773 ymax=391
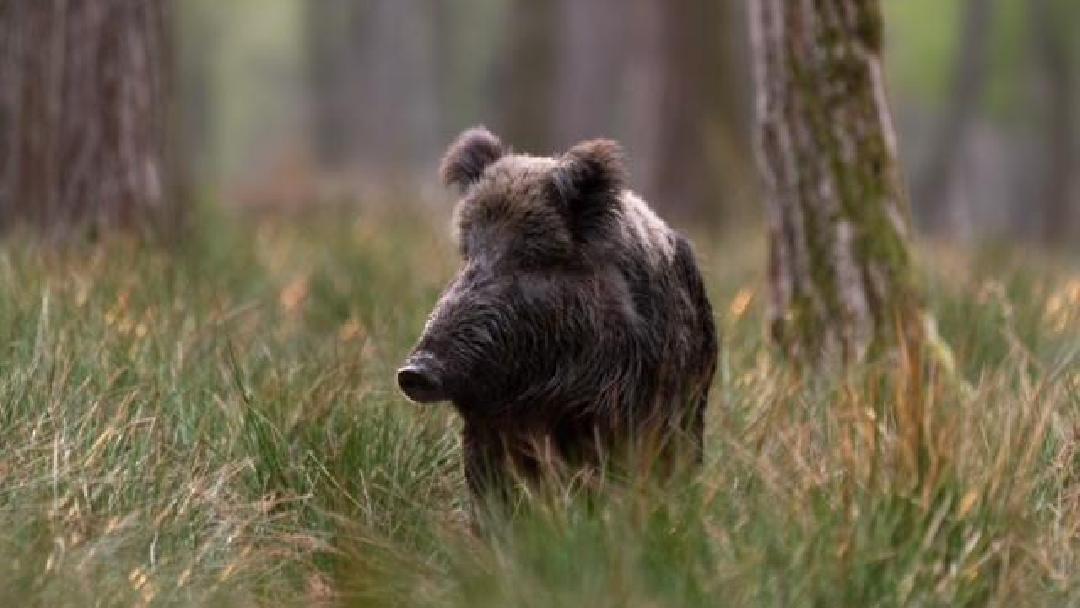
xmin=397 ymin=356 xmax=447 ymax=403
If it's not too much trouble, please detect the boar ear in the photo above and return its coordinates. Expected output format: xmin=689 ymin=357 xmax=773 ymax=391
xmin=553 ymin=139 xmax=627 ymax=207
xmin=552 ymin=139 xmax=627 ymax=235
xmin=440 ymin=127 xmax=505 ymax=191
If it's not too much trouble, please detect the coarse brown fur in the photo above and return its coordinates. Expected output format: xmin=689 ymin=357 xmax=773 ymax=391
xmin=399 ymin=127 xmax=717 ymax=500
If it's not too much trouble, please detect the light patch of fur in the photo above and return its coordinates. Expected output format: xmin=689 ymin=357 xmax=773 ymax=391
xmin=617 ymin=190 xmax=675 ymax=265
xmin=499 ymin=154 xmax=560 ymax=174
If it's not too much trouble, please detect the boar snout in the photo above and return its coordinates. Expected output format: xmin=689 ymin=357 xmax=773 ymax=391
xmin=397 ymin=353 xmax=448 ymax=403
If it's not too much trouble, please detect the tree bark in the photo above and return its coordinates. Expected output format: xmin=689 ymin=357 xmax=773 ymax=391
xmin=750 ymin=0 xmax=923 ymax=365
xmin=0 ymin=0 xmax=178 ymax=238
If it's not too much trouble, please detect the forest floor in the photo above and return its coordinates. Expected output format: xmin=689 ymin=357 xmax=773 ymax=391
xmin=0 ymin=206 xmax=1077 ymax=607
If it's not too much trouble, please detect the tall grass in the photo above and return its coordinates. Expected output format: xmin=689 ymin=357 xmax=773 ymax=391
xmin=0 ymin=207 xmax=1075 ymax=606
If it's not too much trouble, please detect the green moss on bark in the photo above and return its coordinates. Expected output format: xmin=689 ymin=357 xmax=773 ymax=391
xmin=757 ymin=0 xmax=923 ymax=365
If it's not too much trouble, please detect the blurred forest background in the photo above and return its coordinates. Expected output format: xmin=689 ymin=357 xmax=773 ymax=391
xmin=1 ymin=0 xmax=1076 ymax=244
xmin=170 ymin=0 xmax=1080 ymax=246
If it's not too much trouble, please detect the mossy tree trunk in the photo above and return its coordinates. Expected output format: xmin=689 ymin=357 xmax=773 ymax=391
xmin=749 ymin=0 xmax=923 ymax=365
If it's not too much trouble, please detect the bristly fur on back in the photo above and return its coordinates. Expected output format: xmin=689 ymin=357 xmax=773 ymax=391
xmin=439 ymin=127 xmax=505 ymax=191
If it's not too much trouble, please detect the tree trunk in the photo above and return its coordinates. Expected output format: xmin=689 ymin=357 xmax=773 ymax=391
xmin=306 ymin=0 xmax=440 ymax=175
xmin=647 ymin=0 xmax=752 ymax=221
xmin=1031 ymin=0 xmax=1077 ymax=247
xmin=495 ymin=0 xmax=557 ymax=155
xmin=552 ymin=0 xmax=625 ymax=148
xmin=913 ymin=0 xmax=994 ymax=236
xmin=177 ymin=0 xmax=221 ymax=187
xmin=305 ymin=0 xmax=355 ymax=169
xmin=750 ymin=0 xmax=923 ymax=365
xmin=0 ymin=0 xmax=178 ymax=238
